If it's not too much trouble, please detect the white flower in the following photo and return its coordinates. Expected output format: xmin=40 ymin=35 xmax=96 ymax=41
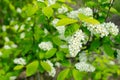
xmin=38 ymin=41 xmax=53 ymax=51
xmin=0 ymin=51 xmax=3 ymax=57
xmin=67 ymin=7 xmax=93 ymax=19
xmin=16 ymin=8 xmax=22 ymax=13
xmin=79 ymin=52 xmax=87 ymax=62
xmin=55 ymin=62 xmax=61 ymax=68
xmin=20 ymin=32 xmax=25 ymax=39
xmin=11 ymin=44 xmax=18 ymax=48
xmin=9 ymin=76 xmax=17 ymax=80
xmin=67 ymin=11 xmax=79 ymax=19
xmin=78 ymin=7 xmax=93 ymax=16
xmin=44 ymin=28 xmax=49 ymax=35
xmin=37 ymin=0 xmax=44 ymax=2
xmin=45 ymin=60 xmax=56 ymax=77
xmin=109 ymin=61 xmax=115 ymax=65
xmin=19 ymin=24 xmax=25 ymax=31
xmin=26 ymin=17 xmax=31 ymax=21
xmin=48 ymin=0 xmax=56 ymax=6
xmin=87 ymin=24 xmax=109 ymax=38
xmin=103 ymin=22 xmax=119 ymax=36
xmin=52 ymin=19 xmax=65 ymax=38
xmin=4 ymin=45 xmax=11 ymax=49
xmin=75 ymin=62 xmax=95 ymax=72
xmin=13 ymin=57 xmax=26 ymax=65
xmin=2 ymin=25 xmax=6 ymax=32
xmin=58 ymin=6 xmax=68 ymax=14
xmin=4 ymin=37 xmax=10 ymax=42
xmin=68 ymin=30 xmax=86 ymax=57
xmin=14 ymin=24 xmax=19 ymax=31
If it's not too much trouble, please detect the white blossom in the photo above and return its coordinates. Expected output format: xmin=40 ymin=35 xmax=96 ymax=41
xmin=20 ymin=32 xmax=25 ymax=39
xmin=13 ymin=57 xmax=26 ymax=65
xmin=14 ymin=24 xmax=19 ymax=31
xmin=68 ymin=30 xmax=86 ymax=57
xmin=16 ymin=8 xmax=22 ymax=13
xmin=87 ymin=24 xmax=109 ymax=38
xmin=0 ymin=51 xmax=3 ymax=57
xmin=78 ymin=7 xmax=93 ymax=16
xmin=67 ymin=11 xmax=79 ymax=19
xmin=55 ymin=62 xmax=61 ymax=68
xmin=19 ymin=24 xmax=25 ymax=31
xmin=38 ymin=41 xmax=53 ymax=51
xmin=45 ymin=60 xmax=56 ymax=77
xmin=11 ymin=44 xmax=18 ymax=48
xmin=37 ymin=0 xmax=44 ymax=2
xmin=58 ymin=6 xmax=68 ymax=14
xmin=2 ymin=25 xmax=6 ymax=32
xmin=75 ymin=62 xmax=95 ymax=72
xmin=109 ymin=61 xmax=115 ymax=65
xmin=9 ymin=76 xmax=17 ymax=80
xmin=48 ymin=0 xmax=56 ymax=6
xmin=26 ymin=17 xmax=31 ymax=21
xmin=4 ymin=45 xmax=11 ymax=49
xmin=103 ymin=22 xmax=119 ymax=36
xmin=52 ymin=19 xmax=65 ymax=39
xmin=4 ymin=37 xmax=10 ymax=42
xmin=67 ymin=7 xmax=93 ymax=19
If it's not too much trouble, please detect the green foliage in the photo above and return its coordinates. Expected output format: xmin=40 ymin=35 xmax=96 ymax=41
xmin=26 ymin=60 xmax=39 ymax=77
xmin=57 ymin=69 xmax=70 ymax=80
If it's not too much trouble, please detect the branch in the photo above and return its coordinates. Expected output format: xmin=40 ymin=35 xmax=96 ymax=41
xmin=105 ymin=0 xmax=115 ymax=21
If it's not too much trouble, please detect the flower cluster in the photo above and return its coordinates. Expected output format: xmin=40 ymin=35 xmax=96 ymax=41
xmin=68 ymin=30 xmax=87 ymax=57
xmin=48 ymin=0 xmax=56 ymax=6
xmin=13 ymin=57 xmax=26 ymax=65
xmin=45 ymin=60 xmax=56 ymax=77
xmin=52 ymin=19 xmax=65 ymax=39
xmin=86 ymin=22 xmax=119 ymax=38
xmin=38 ymin=41 xmax=53 ymax=51
xmin=58 ymin=6 xmax=68 ymax=14
xmin=75 ymin=62 xmax=95 ymax=72
xmin=67 ymin=7 xmax=93 ymax=19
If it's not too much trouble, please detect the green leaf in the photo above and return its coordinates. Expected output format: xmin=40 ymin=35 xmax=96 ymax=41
xmin=56 ymin=51 xmax=65 ymax=61
xmin=65 ymin=24 xmax=80 ymax=37
xmin=39 ymin=52 xmax=45 ymax=59
xmin=40 ymin=61 xmax=51 ymax=72
xmin=102 ymin=44 xmax=115 ymax=57
xmin=94 ymin=72 xmax=101 ymax=79
xmin=22 ymin=4 xmax=38 ymax=17
xmin=14 ymin=65 xmax=24 ymax=70
xmin=42 ymin=7 xmax=53 ymax=19
xmin=79 ymin=14 xmax=100 ymax=24
xmin=57 ymin=69 xmax=70 ymax=80
xmin=45 ymin=48 xmax=57 ymax=58
xmin=52 ymin=37 xmax=62 ymax=46
xmin=56 ymin=18 xmax=78 ymax=26
xmin=72 ymin=69 xmax=82 ymax=80
xmin=26 ymin=60 xmax=39 ymax=77
xmin=90 ymin=39 xmax=100 ymax=51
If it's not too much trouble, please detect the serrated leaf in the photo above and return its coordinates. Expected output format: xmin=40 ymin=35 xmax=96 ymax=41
xmin=45 ymin=48 xmax=57 ymax=58
xmin=72 ymin=69 xmax=82 ymax=80
xmin=42 ymin=7 xmax=53 ymax=18
xmin=26 ymin=60 xmax=39 ymax=77
xmin=14 ymin=65 xmax=24 ymax=70
xmin=56 ymin=18 xmax=78 ymax=26
xmin=40 ymin=61 xmax=51 ymax=71
xmin=79 ymin=14 xmax=100 ymax=24
xmin=57 ymin=69 xmax=70 ymax=80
